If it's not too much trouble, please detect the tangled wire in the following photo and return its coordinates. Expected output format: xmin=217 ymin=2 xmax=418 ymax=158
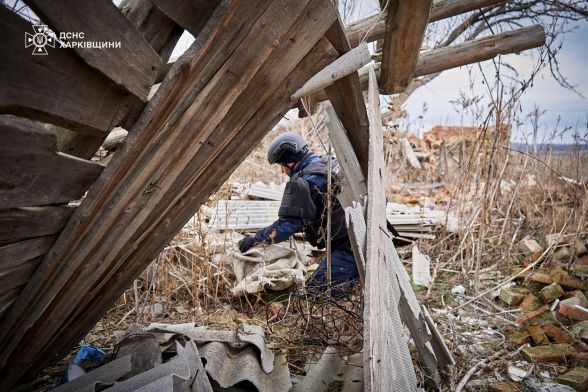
xmin=265 ymin=284 xmax=364 ymax=356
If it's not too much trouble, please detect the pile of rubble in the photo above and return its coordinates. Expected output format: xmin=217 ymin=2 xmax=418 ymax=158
xmin=493 ymin=237 xmax=588 ymax=391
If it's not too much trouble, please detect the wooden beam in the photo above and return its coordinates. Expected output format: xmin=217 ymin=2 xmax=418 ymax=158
xmin=346 ymin=0 xmax=507 ymax=47
xmin=0 ymin=7 xmax=131 ymax=135
xmin=320 ymin=24 xmax=546 ymax=98
xmin=324 ymin=19 xmax=371 ymax=176
xmin=0 ymin=116 xmax=104 ymax=209
xmin=150 ymin=0 xmax=221 ymax=38
xmin=0 ymin=0 xmax=339 ymax=386
xmin=27 ymin=0 xmax=162 ymax=101
xmin=414 ymin=24 xmax=546 ymax=76
xmin=291 ymin=42 xmax=370 ymax=101
xmin=380 ymin=0 xmax=433 ymax=94
xmin=0 ymin=207 xmax=73 ymax=243
xmin=363 ymin=66 xmax=417 ymax=391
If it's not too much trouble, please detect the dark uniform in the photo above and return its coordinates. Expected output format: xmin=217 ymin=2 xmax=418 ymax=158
xmin=249 ymin=151 xmax=359 ymax=292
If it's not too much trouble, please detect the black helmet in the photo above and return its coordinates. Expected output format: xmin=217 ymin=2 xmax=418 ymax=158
xmin=267 ymin=132 xmax=308 ymax=164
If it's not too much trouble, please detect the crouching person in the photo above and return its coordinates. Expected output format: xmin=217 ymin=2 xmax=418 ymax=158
xmin=238 ymin=132 xmax=359 ymax=296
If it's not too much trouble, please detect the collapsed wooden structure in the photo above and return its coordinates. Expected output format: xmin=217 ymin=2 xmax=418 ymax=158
xmin=0 ymin=0 xmax=545 ymax=389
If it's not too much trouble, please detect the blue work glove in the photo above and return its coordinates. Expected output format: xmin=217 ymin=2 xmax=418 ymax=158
xmin=238 ymin=235 xmax=257 ymax=253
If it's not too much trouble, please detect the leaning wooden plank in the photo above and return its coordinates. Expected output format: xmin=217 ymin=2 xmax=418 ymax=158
xmin=346 ymin=0 xmax=506 ymax=47
xmin=0 ymin=207 xmax=73 ymax=243
xmin=0 ymin=236 xmax=56 ymax=272
xmin=27 ymin=0 xmax=162 ymax=101
xmin=150 ymin=0 xmax=221 ymax=38
xmin=0 ymin=7 xmax=130 ymax=135
xmin=380 ymin=0 xmax=432 ymax=94
xmin=364 ymin=66 xmax=417 ymax=391
xmin=324 ymin=19 xmax=371 ymax=176
xmin=0 ymin=116 xmax=104 ymax=209
xmin=326 ymin=105 xmax=366 ymax=204
xmin=0 ymin=0 xmax=338 ymax=386
xmin=0 ymin=287 xmax=21 ymax=321
xmin=291 ymin=42 xmax=370 ymax=101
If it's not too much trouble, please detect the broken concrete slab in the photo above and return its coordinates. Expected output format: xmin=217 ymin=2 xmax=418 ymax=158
xmin=557 ymin=367 xmax=588 ymax=392
xmin=521 ymin=343 xmax=576 ymax=364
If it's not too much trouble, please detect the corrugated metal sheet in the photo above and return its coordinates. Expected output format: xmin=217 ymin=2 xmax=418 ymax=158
xmin=203 ymin=199 xmax=453 ymax=235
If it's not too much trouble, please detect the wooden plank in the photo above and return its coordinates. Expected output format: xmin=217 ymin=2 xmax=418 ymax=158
xmin=0 ymin=116 xmax=104 ymax=209
xmin=27 ymin=0 xmax=162 ymax=101
xmin=325 ymin=24 xmax=546 ymax=98
xmin=380 ymin=0 xmax=432 ymax=94
xmin=120 ymin=0 xmax=183 ymax=59
xmin=324 ymin=19 xmax=370 ymax=177
xmin=0 ymin=7 xmax=130 ymax=135
xmin=0 ymin=207 xmax=73 ymax=243
xmin=326 ymin=105 xmax=366 ymax=204
xmin=0 ymin=236 xmax=56 ymax=272
xmin=151 ymin=0 xmax=221 ymax=38
xmin=0 ymin=0 xmax=339 ymax=386
xmin=0 ymin=257 xmax=43 ymax=298
xmin=0 ymin=287 xmax=21 ymax=321
xmin=346 ymin=0 xmax=507 ymax=47
xmin=363 ymin=66 xmax=417 ymax=391
xmin=414 ymin=24 xmax=546 ymax=77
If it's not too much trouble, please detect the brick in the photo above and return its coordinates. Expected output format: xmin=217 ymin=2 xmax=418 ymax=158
xmin=554 ymin=247 xmax=572 ymax=262
xmin=540 ymin=283 xmax=565 ymax=303
xmin=500 ymin=288 xmax=528 ymax=306
xmin=488 ymin=381 xmax=522 ymax=392
xmin=522 ymin=250 xmax=543 ymax=266
xmin=543 ymin=324 xmax=573 ymax=344
xmin=559 ymin=276 xmax=587 ymax=291
xmin=521 ymin=343 xmax=576 ymax=363
xmin=518 ymin=304 xmax=550 ymax=325
xmin=572 ymin=260 xmax=588 ymax=279
xmin=557 ymin=367 xmax=588 ymax=392
xmin=527 ymin=325 xmax=550 ymax=345
xmin=519 ymin=238 xmax=543 ymax=256
xmin=510 ymin=329 xmax=532 ymax=346
xmin=559 ymin=292 xmax=588 ymax=322
xmin=571 ymin=321 xmax=588 ymax=343
xmin=550 ymin=266 xmax=568 ymax=282
xmin=575 ymin=241 xmax=588 ymax=256
xmin=519 ymin=294 xmax=544 ymax=311
xmin=529 ymin=272 xmax=554 ymax=285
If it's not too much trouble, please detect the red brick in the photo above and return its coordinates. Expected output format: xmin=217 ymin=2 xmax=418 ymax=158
xmin=543 ymin=324 xmax=573 ymax=344
xmin=540 ymin=283 xmax=565 ymax=302
xmin=521 ymin=343 xmax=576 ymax=363
xmin=557 ymin=367 xmax=588 ymax=392
xmin=488 ymin=381 xmax=522 ymax=392
xmin=519 ymin=294 xmax=543 ymax=311
xmin=527 ymin=325 xmax=550 ymax=345
xmin=529 ymin=272 xmax=553 ymax=285
xmin=559 ymin=292 xmax=588 ymax=322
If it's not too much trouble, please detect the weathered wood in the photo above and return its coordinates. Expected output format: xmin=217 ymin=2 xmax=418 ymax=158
xmin=150 ymin=0 xmax=221 ymax=38
xmin=363 ymin=66 xmax=417 ymax=391
xmin=0 ymin=0 xmax=339 ymax=386
xmin=0 ymin=257 xmax=43 ymax=298
xmin=414 ymin=24 xmax=546 ymax=77
xmin=400 ymin=138 xmax=423 ymax=169
xmin=27 ymin=0 xmax=162 ymax=101
xmin=324 ymin=19 xmax=370 ymax=177
xmin=322 ymin=24 xmax=546 ymax=99
xmin=0 ymin=116 xmax=104 ymax=209
xmin=120 ymin=0 xmax=183 ymax=58
xmin=0 ymin=236 xmax=56 ymax=272
xmin=346 ymin=0 xmax=507 ymax=47
xmin=0 ymin=7 xmax=130 ymax=135
xmin=0 ymin=206 xmax=71 ymax=243
xmin=380 ymin=0 xmax=432 ymax=94
xmin=0 ymin=287 xmax=21 ymax=321
xmin=291 ymin=42 xmax=370 ymax=101
xmin=326 ymin=105 xmax=366 ymax=204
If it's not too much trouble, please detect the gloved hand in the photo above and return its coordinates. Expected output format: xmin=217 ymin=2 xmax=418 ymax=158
xmin=238 ymin=235 xmax=257 ymax=253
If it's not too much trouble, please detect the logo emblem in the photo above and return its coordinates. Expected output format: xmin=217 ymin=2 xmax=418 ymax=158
xmin=25 ymin=24 xmax=55 ymax=55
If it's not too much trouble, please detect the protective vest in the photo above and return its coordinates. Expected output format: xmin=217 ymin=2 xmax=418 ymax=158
xmin=278 ymin=157 xmax=347 ymax=249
